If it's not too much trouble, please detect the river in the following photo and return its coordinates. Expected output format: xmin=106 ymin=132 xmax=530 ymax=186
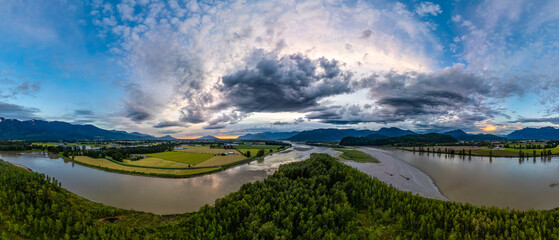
xmin=0 ymin=144 xmax=337 ymax=215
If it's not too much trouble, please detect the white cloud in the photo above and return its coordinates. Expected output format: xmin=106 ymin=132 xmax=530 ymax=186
xmin=87 ymin=0 xmax=443 ymax=133
xmin=415 ymin=2 xmax=442 ymax=17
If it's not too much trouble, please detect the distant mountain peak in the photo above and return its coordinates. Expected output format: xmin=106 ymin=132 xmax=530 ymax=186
xmin=0 ymin=117 xmax=175 ymax=141
xmin=196 ymin=135 xmax=219 ymax=140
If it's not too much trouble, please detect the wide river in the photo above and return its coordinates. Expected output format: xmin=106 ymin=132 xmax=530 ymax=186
xmin=0 ymin=144 xmax=337 ymax=215
xmin=2 ymin=146 xmax=559 ymax=214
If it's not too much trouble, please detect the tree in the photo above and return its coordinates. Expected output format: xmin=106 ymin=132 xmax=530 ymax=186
xmin=246 ymin=151 xmax=251 ymax=157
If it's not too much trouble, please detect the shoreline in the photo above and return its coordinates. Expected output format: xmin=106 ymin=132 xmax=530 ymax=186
xmin=341 ymin=147 xmax=447 ymax=201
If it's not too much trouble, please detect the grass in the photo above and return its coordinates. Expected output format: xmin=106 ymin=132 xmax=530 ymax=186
xmin=403 ymin=146 xmax=559 ymax=157
xmin=146 ymin=152 xmax=213 ymax=165
xmin=72 ymin=156 xmax=219 ymax=177
xmin=235 ymin=145 xmax=281 ymax=156
xmin=123 ymin=157 xmax=189 ymax=168
xmin=335 ymin=148 xmax=380 ymax=163
xmin=175 ymin=146 xmax=232 ymax=154
xmin=235 ymin=144 xmax=282 ymax=150
xmin=195 ymin=155 xmax=246 ymax=167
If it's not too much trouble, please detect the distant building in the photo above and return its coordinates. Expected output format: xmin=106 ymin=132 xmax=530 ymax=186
xmin=174 ymin=147 xmax=185 ymax=150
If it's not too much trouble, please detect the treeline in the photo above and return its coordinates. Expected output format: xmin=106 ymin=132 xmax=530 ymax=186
xmin=32 ymin=143 xmax=176 ymax=162
xmin=4 ymin=154 xmax=559 ymax=238
xmin=0 ymin=141 xmax=32 ymax=151
xmin=341 ymin=133 xmax=457 ymax=146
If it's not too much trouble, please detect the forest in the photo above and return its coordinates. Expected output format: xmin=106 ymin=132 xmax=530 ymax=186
xmin=2 ymin=153 xmax=559 ymax=239
xmin=340 ymin=133 xmax=458 ymax=146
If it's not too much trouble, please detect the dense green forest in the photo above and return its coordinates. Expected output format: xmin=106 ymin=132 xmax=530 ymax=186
xmin=2 ymin=154 xmax=559 ymax=239
xmin=340 ymin=133 xmax=458 ymax=146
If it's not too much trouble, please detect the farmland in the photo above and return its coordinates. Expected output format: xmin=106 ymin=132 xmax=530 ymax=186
xmin=146 ymin=152 xmax=213 ymax=165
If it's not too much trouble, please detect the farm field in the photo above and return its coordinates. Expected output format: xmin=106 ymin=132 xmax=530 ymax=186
xmin=235 ymin=145 xmax=283 ymax=156
xmin=175 ymin=146 xmax=234 ymax=154
xmin=72 ymin=156 xmax=218 ymax=176
xmin=195 ymin=155 xmax=246 ymax=167
xmin=402 ymin=146 xmax=559 ymax=157
xmin=146 ymin=152 xmax=213 ymax=165
xmin=123 ymin=157 xmax=189 ymax=168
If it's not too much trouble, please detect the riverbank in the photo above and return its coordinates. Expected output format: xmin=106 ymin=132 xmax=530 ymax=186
xmin=339 ymin=147 xmax=447 ymax=201
xmin=59 ymin=147 xmax=293 ymax=178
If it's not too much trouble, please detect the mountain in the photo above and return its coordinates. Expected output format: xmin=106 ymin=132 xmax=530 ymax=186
xmin=375 ymin=127 xmax=417 ymax=137
xmin=0 ymin=117 xmax=175 ymax=141
xmin=196 ymin=135 xmax=220 ymax=140
xmin=237 ymin=131 xmax=300 ymax=140
xmin=287 ymin=129 xmax=377 ymax=142
xmin=340 ymin=133 xmax=457 ymax=146
xmin=507 ymin=127 xmax=559 ymax=140
xmin=444 ymin=129 xmax=506 ymax=141
xmin=237 ymin=133 xmax=271 ymax=140
xmin=262 ymin=131 xmax=300 ymax=140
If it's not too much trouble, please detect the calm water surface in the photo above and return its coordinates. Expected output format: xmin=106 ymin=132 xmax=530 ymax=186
xmin=379 ymin=148 xmax=559 ymax=210
xmin=0 ymin=144 xmax=336 ymax=215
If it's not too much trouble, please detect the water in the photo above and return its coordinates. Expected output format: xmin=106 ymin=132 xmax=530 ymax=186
xmin=383 ymin=148 xmax=559 ymax=210
xmin=0 ymin=144 xmax=336 ymax=215
xmin=5 ymin=146 xmax=558 ymax=213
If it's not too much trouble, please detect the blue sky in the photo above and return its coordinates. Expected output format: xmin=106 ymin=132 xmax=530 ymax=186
xmin=1 ymin=0 xmax=558 ymax=138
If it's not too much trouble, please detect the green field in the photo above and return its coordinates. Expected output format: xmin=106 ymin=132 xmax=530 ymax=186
xmin=235 ymin=145 xmax=282 ymax=156
xmin=72 ymin=156 xmax=218 ymax=176
xmin=335 ymin=148 xmax=380 ymax=163
xmin=124 ymin=157 xmax=189 ymax=168
xmin=146 ymin=152 xmax=213 ymax=165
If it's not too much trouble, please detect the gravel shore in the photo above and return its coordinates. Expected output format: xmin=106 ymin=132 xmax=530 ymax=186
xmin=340 ymin=147 xmax=447 ymax=201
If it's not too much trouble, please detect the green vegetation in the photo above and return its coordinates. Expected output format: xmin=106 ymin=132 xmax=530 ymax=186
xmin=4 ymin=154 xmax=559 ymax=239
xmin=341 ymin=133 xmax=457 ymax=146
xmin=146 ymin=152 xmax=213 ymax=165
xmin=335 ymin=148 xmax=380 ymax=163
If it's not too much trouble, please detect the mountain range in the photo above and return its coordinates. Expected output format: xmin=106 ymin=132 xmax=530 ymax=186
xmin=0 ymin=117 xmax=175 ymax=141
xmin=506 ymin=127 xmax=559 ymax=140
xmin=443 ymin=129 xmax=506 ymax=141
xmin=237 ymin=131 xmax=300 ymax=140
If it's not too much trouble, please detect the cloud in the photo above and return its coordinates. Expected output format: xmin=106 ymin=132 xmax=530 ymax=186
xmin=74 ymin=109 xmax=94 ymax=116
xmin=512 ymin=117 xmax=559 ymax=124
xmin=0 ymin=80 xmax=41 ymax=99
xmin=88 ymin=0 xmax=442 ymax=129
xmin=0 ymin=101 xmax=40 ymax=120
xmin=219 ymin=52 xmax=354 ymax=113
xmin=153 ymin=120 xmax=189 ymax=128
xmin=415 ymin=2 xmax=442 ymax=17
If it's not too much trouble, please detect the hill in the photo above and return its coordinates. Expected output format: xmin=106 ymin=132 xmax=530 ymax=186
xmin=0 ymin=117 xmax=174 ymax=141
xmin=287 ymin=128 xmax=376 ymax=141
xmin=375 ymin=127 xmax=417 ymax=137
xmin=237 ymin=133 xmax=271 ymax=140
xmin=341 ymin=133 xmax=457 ymax=146
xmin=507 ymin=127 xmax=559 ymax=140
xmin=196 ymin=135 xmax=220 ymax=140
xmin=237 ymin=131 xmax=300 ymax=140
xmin=444 ymin=129 xmax=506 ymax=141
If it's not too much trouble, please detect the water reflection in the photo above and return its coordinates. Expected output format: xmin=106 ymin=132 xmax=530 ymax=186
xmin=387 ymin=148 xmax=559 ymax=210
xmin=0 ymin=144 xmax=336 ymax=215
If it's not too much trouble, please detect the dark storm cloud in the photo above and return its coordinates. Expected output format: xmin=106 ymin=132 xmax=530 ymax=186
xmin=153 ymin=121 xmax=188 ymax=128
xmin=74 ymin=109 xmax=94 ymax=116
xmin=124 ymin=102 xmax=153 ymax=122
xmin=513 ymin=117 xmax=559 ymax=124
xmin=122 ymin=84 xmax=157 ymax=123
xmin=0 ymin=101 xmax=40 ymax=120
xmin=360 ymin=29 xmax=373 ymax=39
xmin=219 ymin=52 xmax=353 ymax=113
xmin=203 ymin=124 xmax=226 ymax=130
xmin=308 ymin=65 xmax=513 ymax=128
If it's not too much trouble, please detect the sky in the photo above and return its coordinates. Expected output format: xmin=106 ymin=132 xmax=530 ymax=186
xmin=1 ymin=0 xmax=559 ymax=138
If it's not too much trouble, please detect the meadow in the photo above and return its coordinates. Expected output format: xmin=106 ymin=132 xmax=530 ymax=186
xmin=146 ymin=152 xmax=213 ymax=165
xmin=335 ymin=148 xmax=380 ymax=163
